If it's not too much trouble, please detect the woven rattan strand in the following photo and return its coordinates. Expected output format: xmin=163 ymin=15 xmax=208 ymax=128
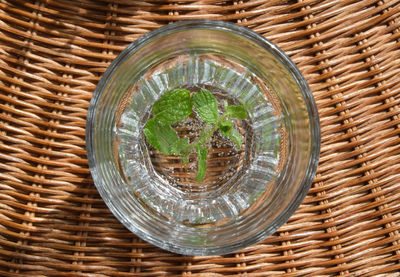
xmin=0 ymin=0 xmax=400 ymax=276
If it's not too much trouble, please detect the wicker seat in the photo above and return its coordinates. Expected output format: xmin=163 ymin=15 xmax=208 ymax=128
xmin=0 ymin=0 xmax=399 ymax=275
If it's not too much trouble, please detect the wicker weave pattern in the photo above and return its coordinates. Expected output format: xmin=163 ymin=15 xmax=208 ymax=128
xmin=0 ymin=0 xmax=399 ymax=276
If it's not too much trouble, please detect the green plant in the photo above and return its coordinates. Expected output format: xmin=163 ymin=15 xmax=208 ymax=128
xmin=143 ymin=88 xmax=248 ymax=181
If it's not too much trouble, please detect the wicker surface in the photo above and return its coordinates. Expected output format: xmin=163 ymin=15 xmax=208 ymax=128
xmin=0 ymin=0 xmax=400 ymax=276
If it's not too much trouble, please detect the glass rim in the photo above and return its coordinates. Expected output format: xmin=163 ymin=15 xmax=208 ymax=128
xmin=86 ymin=20 xmax=321 ymax=256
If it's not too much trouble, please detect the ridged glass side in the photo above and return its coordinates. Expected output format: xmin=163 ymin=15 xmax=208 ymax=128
xmin=116 ymin=54 xmax=283 ymax=227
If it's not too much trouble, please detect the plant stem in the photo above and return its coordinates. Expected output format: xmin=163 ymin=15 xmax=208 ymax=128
xmin=187 ymin=113 xmax=228 ymax=152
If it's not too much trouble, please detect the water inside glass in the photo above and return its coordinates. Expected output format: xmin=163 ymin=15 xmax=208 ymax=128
xmin=115 ymin=54 xmax=285 ymax=227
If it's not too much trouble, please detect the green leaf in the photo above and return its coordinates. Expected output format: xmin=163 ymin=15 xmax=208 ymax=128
xmin=192 ymin=89 xmax=219 ymax=124
xmin=143 ymin=118 xmax=179 ymax=155
xmin=196 ymin=145 xmax=208 ymax=182
xmin=172 ymin=137 xmax=189 ymax=155
xmin=172 ymin=137 xmax=190 ymax=164
xmin=226 ymin=105 xmax=248 ymax=119
xmin=153 ymin=89 xmax=192 ymax=125
xmin=239 ymin=99 xmax=255 ymax=118
xmin=229 ymin=129 xmax=243 ymax=150
xmin=220 ymin=127 xmax=242 ymax=150
xmin=219 ymin=120 xmax=233 ymax=134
